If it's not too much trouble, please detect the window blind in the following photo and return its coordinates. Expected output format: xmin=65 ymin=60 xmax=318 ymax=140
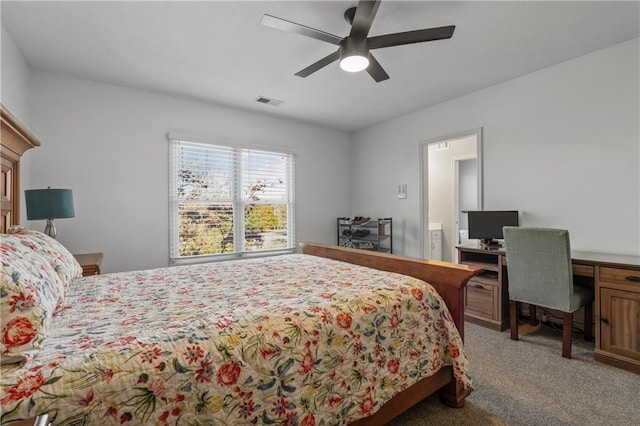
xmin=169 ymin=138 xmax=295 ymax=260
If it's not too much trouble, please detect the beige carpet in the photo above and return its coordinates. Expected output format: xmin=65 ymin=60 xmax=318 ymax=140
xmin=384 ymin=321 xmax=640 ymax=425
xmin=388 ymin=394 xmax=507 ymax=425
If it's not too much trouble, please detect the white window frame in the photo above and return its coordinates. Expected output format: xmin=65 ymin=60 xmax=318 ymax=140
xmin=168 ymin=134 xmax=296 ymax=264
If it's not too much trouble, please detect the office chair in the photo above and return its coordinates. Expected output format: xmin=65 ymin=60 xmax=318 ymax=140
xmin=503 ymin=227 xmax=594 ymax=359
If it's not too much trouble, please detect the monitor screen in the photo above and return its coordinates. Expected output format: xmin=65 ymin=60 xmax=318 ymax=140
xmin=467 ymin=210 xmax=519 ymax=242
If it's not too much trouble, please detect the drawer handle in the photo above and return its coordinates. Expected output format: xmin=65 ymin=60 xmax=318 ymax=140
xmin=601 ymin=318 xmax=609 ymax=324
xmin=474 ymin=284 xmax=484 ymax=289
xmin=625 ymin=275 xmax=640 ymax=282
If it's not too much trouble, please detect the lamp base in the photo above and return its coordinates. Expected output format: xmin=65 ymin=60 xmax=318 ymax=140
xmin=44 ymin=219 xmax=57 ymax=239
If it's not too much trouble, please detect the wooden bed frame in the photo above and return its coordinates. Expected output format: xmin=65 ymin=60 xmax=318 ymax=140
xmin=0 ymin=106 xmax=482 ymax=425
xmin=301 ymin=243 xmax=482 ymax=424
xmin=1 ymin=104 xmax=41 ymax=232
xmin=1 ymin=105 xmax=46 ymax=426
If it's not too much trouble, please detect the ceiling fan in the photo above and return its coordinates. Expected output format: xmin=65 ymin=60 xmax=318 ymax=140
xmin=261 ymin=0 xmax=455 ymax=82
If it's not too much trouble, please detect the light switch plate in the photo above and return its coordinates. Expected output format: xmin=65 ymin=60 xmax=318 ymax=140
xmin=397 ymin=184 xmax=407 ymax=199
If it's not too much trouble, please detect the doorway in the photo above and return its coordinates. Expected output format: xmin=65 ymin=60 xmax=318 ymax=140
xmin=420 ymin=129 xmax=483 ymax=262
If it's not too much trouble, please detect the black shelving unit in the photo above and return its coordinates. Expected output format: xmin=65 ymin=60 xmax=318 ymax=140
xmin=337 ymin=217 xmax=392 ymax=253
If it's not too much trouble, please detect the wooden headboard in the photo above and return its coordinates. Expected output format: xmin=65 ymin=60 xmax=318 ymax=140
xmin=1 ymin=104 xmax=41 ymax=232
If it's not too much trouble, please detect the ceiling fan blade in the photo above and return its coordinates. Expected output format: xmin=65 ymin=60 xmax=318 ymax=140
xmin=366 ymin=54 xmax=389 ymax=82
xmin=349 ymin=0 xmax=381 ymax=38
xmin=262 ymin=14 xmax=343 ymax=45
xmin=295 ymin=50 xmax=341 ymax=77
xmin=369 ymin=25 xmax=455 ymax=49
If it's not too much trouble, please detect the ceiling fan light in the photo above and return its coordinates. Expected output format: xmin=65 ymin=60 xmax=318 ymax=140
xmin=339 ymin=37 xmax=371 ymax=73
xmin=340 ymin=54 xmax=369 ymax=72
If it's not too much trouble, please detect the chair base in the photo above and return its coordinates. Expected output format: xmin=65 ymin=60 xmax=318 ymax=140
xmin=509 ymin=300 xmax=593 ymax=359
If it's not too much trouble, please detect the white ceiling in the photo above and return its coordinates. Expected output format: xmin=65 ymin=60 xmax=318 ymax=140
xmin=2 ymin=1 xmax=638 ymax=132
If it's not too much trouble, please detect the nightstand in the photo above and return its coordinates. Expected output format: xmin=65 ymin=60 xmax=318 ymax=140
xmin=73 ymin=252 xmax=104 ymax=276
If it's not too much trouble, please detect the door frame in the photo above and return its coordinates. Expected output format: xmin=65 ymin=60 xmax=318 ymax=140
xmin=419 ymin=128 xmax=483 ymax=259
xmin=453 ymin=155 xmax=477 ymax=262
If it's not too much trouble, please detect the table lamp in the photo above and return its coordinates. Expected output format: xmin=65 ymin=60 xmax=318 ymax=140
xmin=25 ymin=187 xmax=75 ymax=239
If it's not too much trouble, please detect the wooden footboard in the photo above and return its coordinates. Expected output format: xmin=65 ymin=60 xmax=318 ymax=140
xmin=299 ymin=243 xmax=481 ymax=339
xmin=300 ymin=243 xmax=481 ymax=422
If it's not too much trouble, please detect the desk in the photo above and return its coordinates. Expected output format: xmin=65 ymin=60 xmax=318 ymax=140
xmin=457 ymin=244 xmax=640 ymax=373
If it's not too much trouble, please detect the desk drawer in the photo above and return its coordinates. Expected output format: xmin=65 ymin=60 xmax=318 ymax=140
xmin=465 ymin=279 xmax=498 ymax=319
xmin=573 ymin=264 xmax=594 ymax=278
xmin=599 ymin=267 xmax=640 ymax=286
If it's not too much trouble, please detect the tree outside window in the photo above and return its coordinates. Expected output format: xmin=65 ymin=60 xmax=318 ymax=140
xmin=169 ymin=139 xmax=295 ymax=259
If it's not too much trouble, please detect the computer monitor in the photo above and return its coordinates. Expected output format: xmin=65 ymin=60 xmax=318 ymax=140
xmin=468 ymin=210 xmax=519 ymax=248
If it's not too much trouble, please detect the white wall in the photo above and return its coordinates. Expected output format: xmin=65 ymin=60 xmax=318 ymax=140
xmin=1 ymin=24 xmax=33 ymax=224
xmin=27 ymin=70 xmax=352 ymax=273
xmin=1 ymin=25 xmax=29 ymax=122
xmin=352 ymin=38 xmax=640 ymax=257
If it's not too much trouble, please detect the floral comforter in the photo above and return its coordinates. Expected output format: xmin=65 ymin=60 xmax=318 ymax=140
xmin=1 ymin=254 xmax=471 ymax=425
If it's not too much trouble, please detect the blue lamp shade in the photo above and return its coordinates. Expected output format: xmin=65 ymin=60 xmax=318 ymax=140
xmin=25 ymin=188 xmax=75 ymax=220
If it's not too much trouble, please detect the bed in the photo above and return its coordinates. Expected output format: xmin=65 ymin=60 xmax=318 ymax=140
xmin=0 ymin=105 xmax=481 ymax=425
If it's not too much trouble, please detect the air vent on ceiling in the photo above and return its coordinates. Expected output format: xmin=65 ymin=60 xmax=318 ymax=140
xmin=255 ymin=96 xmax=284 ymax=106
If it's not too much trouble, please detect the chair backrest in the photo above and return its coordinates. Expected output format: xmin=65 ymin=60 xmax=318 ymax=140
xmin=503 ymin=227 xmax=575 ymax=311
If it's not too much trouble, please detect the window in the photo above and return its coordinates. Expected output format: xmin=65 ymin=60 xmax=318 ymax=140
xmin=169 ymin=137 xmax=295 ymax=260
